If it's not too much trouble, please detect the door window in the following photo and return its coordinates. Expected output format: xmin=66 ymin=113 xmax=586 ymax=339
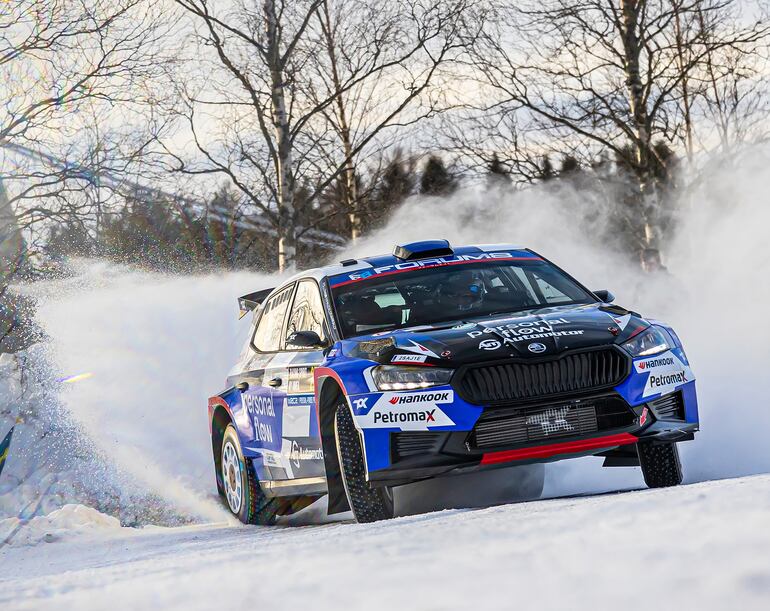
xmin=285 ymin=280 xmax=327 ymax=348
xmin=253 ymin=285 xmax=293 ymax=352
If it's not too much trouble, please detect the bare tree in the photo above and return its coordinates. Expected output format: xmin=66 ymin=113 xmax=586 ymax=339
xmin=0 ymin=0 xmax=169 ymax=271
xmin=468 ymin=0 xmax=770 ymax=249
xmin=690 ymin=2 xmax=770 ymax=153
xmin=169 ymin=0 xmax=473 ymax=270
xmin=311 ymin=0 xmax=479 ymax=241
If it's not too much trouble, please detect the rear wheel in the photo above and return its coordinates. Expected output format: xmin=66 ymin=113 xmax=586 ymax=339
xmin=334 ymin=401 xmax=394 ymax=523
xmin=221 ymin=425 xmax=276 ymax=524
xmin=637 ymin=441 xmax=683 ymax=488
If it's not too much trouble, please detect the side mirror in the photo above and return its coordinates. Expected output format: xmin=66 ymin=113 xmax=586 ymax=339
xmin=286 ymin=330 xmax=326 ymax=349
xmin=593 ymin=289 xmax=615 ymax=303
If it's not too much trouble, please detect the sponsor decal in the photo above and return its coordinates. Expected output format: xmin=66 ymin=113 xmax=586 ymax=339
xmin=387 ymin=390 xmax=452 ymax=405
xmin=286 ymin=394 xmax=314 ymax=407
xmin=243 ymin=393 xmax=277 ymax=444
xmin=260 ymin=450 xmax=281 ymax=467
xmin=479 ymin=339 xmax=502 ymax=351
xmin=636 ymin=355 xmax=675 ymax=371
xmin=355 ymin=390 xmax=455 ymax=430
xmin=332 ymin=252 xmax=540 ymax=285
xmin=440 ymin=350 xmax=452 ymax=358
xmin=635 ymin=350 xmax=694 ymax=397
xmin=612 ymin=314 xmax=632 ymax=331
xmin=639 ymin=407 xmax=649 ymax=427
xmin=467 ymin=318 xmax=585 ymax=344
xmin=527 ymin=407 xmax=573 ymax=434
xmin=528 ymin=342 xmax=547 ymax=353
xmin=352 ymin=397 xmax=369 ymax=410
xmin=649 ymin=370 xmax=688 ymax=388
xmin=393 ymin=339 xmax=440 ymax=358
xmin=289 ymin=440 xmax=324 ymax=468
xmin=374 ymin=409 xmax=437 ymax=424
xmin=392 ymin=354 xmax=428 ymax=364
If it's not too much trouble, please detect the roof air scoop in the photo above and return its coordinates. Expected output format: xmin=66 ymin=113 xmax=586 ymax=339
xmin=393 ymin=239 xmax=454 ymax=261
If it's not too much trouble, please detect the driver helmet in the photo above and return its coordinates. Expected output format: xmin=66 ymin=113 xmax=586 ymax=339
xmin=437 ymin=270 xmax=484 ymax=312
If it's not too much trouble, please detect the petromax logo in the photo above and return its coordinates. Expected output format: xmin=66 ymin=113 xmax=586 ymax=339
xmin=649 ymin=371 xmax=687 ymax=388
xmin=374 ymin=409 xmax=436 ymax=424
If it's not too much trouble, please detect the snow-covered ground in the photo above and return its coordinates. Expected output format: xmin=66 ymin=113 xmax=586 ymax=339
xmin=2 ymin=475 xmax=770 ymax=611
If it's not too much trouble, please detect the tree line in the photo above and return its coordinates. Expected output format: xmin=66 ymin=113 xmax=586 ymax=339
xmin=1 ymin=0 xmax=769 ymax=280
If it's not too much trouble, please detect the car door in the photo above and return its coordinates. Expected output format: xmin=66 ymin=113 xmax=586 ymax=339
xmin=231 ymin=284 xmax=294 ymax=481
xmin=276 ymin=279 xmax=329 ymax=481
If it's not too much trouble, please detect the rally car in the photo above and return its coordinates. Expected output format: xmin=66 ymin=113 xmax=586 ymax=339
xmin=209 ymin=240 xmax=698 ymax=524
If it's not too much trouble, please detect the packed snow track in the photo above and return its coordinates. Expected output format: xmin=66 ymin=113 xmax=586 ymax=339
xmin=2 ymin=475 xmax=770 ymax=611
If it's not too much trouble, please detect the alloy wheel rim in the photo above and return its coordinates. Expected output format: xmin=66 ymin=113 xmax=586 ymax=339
xmin=222 ymin=441 xmax=243 ymax=513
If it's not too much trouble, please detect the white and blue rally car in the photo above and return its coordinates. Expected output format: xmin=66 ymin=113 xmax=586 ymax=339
xmin=209 ymin=240 xmax=698 ymax=523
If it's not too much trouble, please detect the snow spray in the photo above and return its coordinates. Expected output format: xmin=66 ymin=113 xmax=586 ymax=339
xmin=24 ymin=144 xmax=770 ymax=520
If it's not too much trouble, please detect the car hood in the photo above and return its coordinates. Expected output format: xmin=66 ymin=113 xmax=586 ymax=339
xmin=342 ymin=303 xmax=649 ymax=366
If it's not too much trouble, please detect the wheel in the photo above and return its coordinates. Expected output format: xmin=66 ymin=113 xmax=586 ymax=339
xmin=637 ymin=441 xmax=683 ymax=488
xmin=221 ymin=424 xmax=276 ymax=524
xmin=334 ymin=400 xmax=394 ymax=523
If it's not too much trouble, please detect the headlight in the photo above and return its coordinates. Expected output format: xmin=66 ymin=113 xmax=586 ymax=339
xmin=622 ymin=326 xmax=673 ymax=357
xmin=371 ymin=366 xmax=453 ymax=391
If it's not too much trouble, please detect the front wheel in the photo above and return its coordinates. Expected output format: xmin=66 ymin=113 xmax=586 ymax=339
xmin=221 ymin=425 xmax=276 ymax=524
xmin=637 ymin=441 xmax=683 ymax=488
xmin=334 ymin=401 xmax=394 ymax=523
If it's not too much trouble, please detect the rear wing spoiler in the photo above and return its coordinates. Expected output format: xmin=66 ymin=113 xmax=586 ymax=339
xmin=238 ymin=287 xmax=274 ymax=319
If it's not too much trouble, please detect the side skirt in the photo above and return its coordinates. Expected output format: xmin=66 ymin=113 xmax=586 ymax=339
xmin=260 ymin=476 xmax=328 ymax=498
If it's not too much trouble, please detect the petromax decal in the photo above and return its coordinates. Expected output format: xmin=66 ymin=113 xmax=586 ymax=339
xmin=355 ymin=390 xmax=455 ymax=430
xmin=468 ymin=318 xmax=585 ymax=344
xmin=634 ymin=350 xmax=693 ymax=397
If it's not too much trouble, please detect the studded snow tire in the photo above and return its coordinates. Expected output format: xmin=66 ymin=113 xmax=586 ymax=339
xmin=637 ymin=441 xmax=683 ymax=488
xmin=334 ymin=401 xmax=395 ymax=523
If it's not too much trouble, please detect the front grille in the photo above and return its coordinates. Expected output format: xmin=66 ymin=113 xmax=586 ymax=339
xmin=455 ymin=348 xmax=629 ymax=405
xmin=648 ymin=392 xmax=685 ymax=420
xmin=469 ymin=395 xmax=635 ymax=450
xmin=391 ymin=432 xmax=445 ymax=462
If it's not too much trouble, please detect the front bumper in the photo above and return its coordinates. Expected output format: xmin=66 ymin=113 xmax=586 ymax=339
xmin=365 ymin=391 xmax=698 ymax=488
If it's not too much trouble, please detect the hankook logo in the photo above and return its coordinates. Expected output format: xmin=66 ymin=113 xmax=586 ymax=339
xmin=388 ymin=391 xmax=451 ymax=405
xmin=638 ymin=356 xmax=675 ymax=370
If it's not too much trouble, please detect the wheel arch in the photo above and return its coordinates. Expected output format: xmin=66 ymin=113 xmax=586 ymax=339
xmin=316 ymin=373 xmax=352 ymax=515
xmin=209 ymin=396 xmax=234 ymax=495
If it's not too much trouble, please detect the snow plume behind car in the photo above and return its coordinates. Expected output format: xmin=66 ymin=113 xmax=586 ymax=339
xmin=349 ymin=144 xmax=770 ymax=493
xmin=23 ymin=261 xmax=272 ymax=524
xmin=13 ymin=146 xmax=770 ymax=524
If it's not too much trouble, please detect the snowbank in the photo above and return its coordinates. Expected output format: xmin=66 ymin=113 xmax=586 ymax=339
xmin=0 ymin=504 xmax=121 ymax=547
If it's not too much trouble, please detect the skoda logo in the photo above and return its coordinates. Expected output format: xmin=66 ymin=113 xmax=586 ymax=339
xmin=528 ymin=342 xmax=547 ymax=354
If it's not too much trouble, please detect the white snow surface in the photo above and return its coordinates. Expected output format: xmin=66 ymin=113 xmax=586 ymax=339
xmin=2 ymin=475 xmax=770 ymax=611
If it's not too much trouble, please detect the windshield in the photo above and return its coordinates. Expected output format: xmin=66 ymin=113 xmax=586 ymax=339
xmin=329 ymin=258 xmax=595 ymax=338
